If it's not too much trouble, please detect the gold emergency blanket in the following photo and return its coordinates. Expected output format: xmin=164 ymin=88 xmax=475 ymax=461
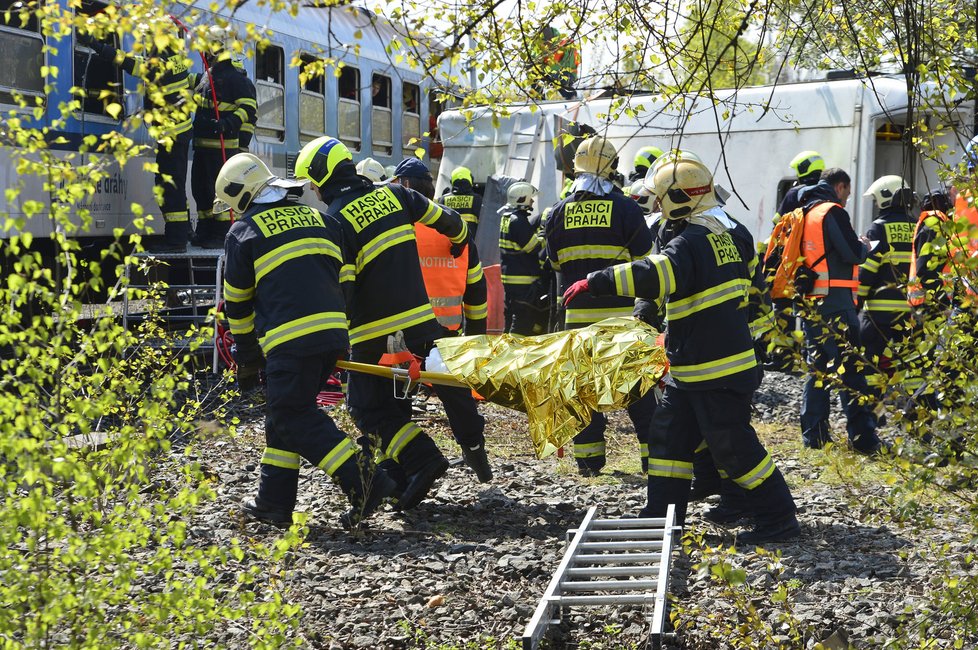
xmin=435 ymin=317 xmax=668 ymax=458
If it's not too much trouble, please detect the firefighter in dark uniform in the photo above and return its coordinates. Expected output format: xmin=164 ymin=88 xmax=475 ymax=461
xmin=907 ymin=190 xmax=954 ymax=316
xmin=778 ymin=150 xmax=825 ymax=217
xmin=442 ymin=166 xmax=483 ymax=237
xmin=685 ymin=182 xmax=777 ymax=514
xmin=545 ymin=136 xmax=656 ymax=476
xmin=763 ymin=151 xmax=826 ymax=372
xmin=499 ymin=182 xmax=548 ymax=335
xmin=397 ymin=157 xmax=493 ymax=483
xmin=190 ymin=26 xmax=257 ymax=248
xmin=218 ymin=153 xmax=395 ymax=529
xmin=79 ymin=22 xmax=193 ymax=252
xmin=628 ymin=146 xmax=663 ymax=183
xmin=232 ymin=59 xmax=256 ymax=153
xmin=857 ymin=175 xmax=916 ymax=376
xmin=563 ymin=153 xmax=800 ymax=543
xmin=294 ymin=138 xmax=470 ymax=510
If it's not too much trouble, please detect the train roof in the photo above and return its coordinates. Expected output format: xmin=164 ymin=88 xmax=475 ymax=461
xmin=183 ymin=1 xmax=440 ymax=68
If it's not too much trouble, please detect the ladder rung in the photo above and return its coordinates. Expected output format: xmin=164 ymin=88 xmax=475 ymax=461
xmin=580 ymin=529 xmax=664 ymax=540
xmin=560 ymin=579 xmax=658 ymax=592
xmin=548 ymin=594 xmax=655 ymax=606
xmin=579 ymin=540 xmax=664 ymax=551
xmin=575 ymin=552 xmax=662 ymax=564
xmin=566 ymin=565 xmax=659 ymax=577
xmin=592 ymin=517 xmax=668 ymax=528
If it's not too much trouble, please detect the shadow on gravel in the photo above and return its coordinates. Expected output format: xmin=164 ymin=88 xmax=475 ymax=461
xmin=720 ymin=520 xmax=910 ymax=581
xmin=302 ymin=488 xmax=589 ymax=557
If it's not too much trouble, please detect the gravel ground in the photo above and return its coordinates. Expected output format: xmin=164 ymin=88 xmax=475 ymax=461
xmin=178 ymin=371 xmax=978 ymax=649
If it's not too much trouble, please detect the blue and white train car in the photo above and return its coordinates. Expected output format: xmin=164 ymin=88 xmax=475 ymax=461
xmin=0 ymin=0 xmax=451 ymax=243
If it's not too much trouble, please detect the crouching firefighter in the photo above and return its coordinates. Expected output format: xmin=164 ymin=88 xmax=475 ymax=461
xmin=218 ymin=153 xmax=395 ymax=529
xmin=562 ymin=153 xmax=799 ymax=544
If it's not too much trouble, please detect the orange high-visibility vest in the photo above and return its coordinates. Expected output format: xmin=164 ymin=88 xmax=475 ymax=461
xmin=415 ymin=224 xmax=467 ymax=331
xmin=800 ymin=202 xmax=859 ymax=298
xmin=951 ymin=192 xmax=978 ymax=296
xmin=907 ymin=209 xmax=950 ymax=306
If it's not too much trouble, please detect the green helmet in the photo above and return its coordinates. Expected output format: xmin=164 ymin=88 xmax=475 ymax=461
xmin=294 ymin=136 xmax=353 ymax=186
xmin=633 ymin=146 xmax=664 ymax=172
xmin=450 ymin=166 xmax=474 ymax=185
xmin=789 ymin=150 xmax=825 ymax=179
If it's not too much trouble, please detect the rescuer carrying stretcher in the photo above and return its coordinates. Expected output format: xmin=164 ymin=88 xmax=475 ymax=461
xmin=562 ymin=151 xmax=800 ymax=544
xmin=217 ymin=153 xmax=395 ymax=529
xmin=545 ymin=136 xmax=657 ymax=477
xmin=293 ymin=138 xmax=476 ymax=510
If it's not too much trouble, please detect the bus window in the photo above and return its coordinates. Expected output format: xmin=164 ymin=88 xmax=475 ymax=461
xmin=371 ymin=74 xmax=392 ymax=155
xmin=0 ymin=0 xmax=44 ymax=106
xmin=73 ymin=1 xmax=122 ymax=118
xmin=337 ymin=65 xmax=360 ymax=151
xmin=401 ymin=82 xmax=420 ymax=151
xmin=298 ymin=53 xmax=325 ymax=145
xmin=256 ymin=43 xmax=285 ymax=141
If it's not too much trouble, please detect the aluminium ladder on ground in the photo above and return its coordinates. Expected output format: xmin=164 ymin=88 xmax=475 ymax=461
xmin=522 ymin=505 xmax=681 ymax=650
xmin=121 ymin=247 xmax=225 ymax=373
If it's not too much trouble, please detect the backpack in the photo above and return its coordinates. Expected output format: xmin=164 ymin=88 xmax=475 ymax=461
xmin=763 ymin=207 xmax=820 ymax=299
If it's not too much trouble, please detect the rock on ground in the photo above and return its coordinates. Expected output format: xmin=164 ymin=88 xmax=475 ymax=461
xmin=178 ymin=371 xmax=977 ymax=649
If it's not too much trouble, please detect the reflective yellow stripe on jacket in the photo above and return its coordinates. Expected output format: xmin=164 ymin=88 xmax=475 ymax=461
xmin=349 ymin=303 xmax=437 ymax=346
xmin=255 ymin=237 xmax=342 ymax=284
xmin=260 ymin=311 xmax=347 ymax=353
xmin=666 ymin=278 xmax=749 ymax=321
xmin=670 ymin=348 xmax=757 ymax=383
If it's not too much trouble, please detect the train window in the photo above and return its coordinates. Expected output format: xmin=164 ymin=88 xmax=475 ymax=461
xmin=73 ymin=1 xmax=122 ymax=118
xmin=775 ymin=178 xmax=795 ymax=210
xmin=298 ymin=53 xmax=325 ymax=145
xmin=0 ymin=0 xmax=44 ymax=106
xmin=428 ymin=91 xmax=445 ymax=161
xmin=371 ymin=74 xmax=392 ymax=155
xmin=401 ymin=82 xmax=421 ymax=150
xmin=255 ymin=43 xmax=285 ymax=141
xmin=337 ymin=65 xmax=360 ymax=151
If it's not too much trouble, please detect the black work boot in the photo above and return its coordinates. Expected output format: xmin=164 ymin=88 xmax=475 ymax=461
xmin=200 ymin=221 xmax=230 ymax=249
xmin=703 ymin=501 xmax=752 ymax=526
xmin=738 ymin=514 xmax=801 ymax=546
xmin=240 ymin=497 xmax=293 ymax=526
xmin=689 ymin=478 xmax=721 ymax=501
xmin=577 ymin=460 xmax=605 ymax=477
xmin=148 ymin=221 xmax=189 ymax=254
xmin=190 ymin=218 xmax=211 ymax=247
xmin=395 ymin=454 xmax=449 ymax=511
xmin=460 ymin=443 xmax=493 ymax=483
xmin=339 ymin=468 xmax=397 ymax=531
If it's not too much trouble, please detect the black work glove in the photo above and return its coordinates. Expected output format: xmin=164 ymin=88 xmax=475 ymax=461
xmin=450 ymin=240 xmax=466 ymax=258
xmin=233 ymin=345 xmax=265 ymax=393
xmin=78 ymin=34 xmax=107 ymax=58
xmin=236 ymin=358 xmax=265 ymax=393
xmin=209 ymin=117 xmax=227 ymax=135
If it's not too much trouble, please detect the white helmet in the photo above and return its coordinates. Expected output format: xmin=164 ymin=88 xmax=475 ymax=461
xmin=628 ymin=180 xmax=652 ymax=215
xmin=203 ymin=25 xmax=231 ymax=56
xmin=215 ymin=153 xmax=303 ymax=213
xmin=574 ymin=136 xmax=618 ymax=179
xmin=645 ymin=154 xmax=718 ymax=220
xmin=356 ymin=157 xmax=388 ymax=184
xmin=506 ymin=182 xmax=537 ymax=209
xmin=863 ymin=175 xmax=912 ymax=209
